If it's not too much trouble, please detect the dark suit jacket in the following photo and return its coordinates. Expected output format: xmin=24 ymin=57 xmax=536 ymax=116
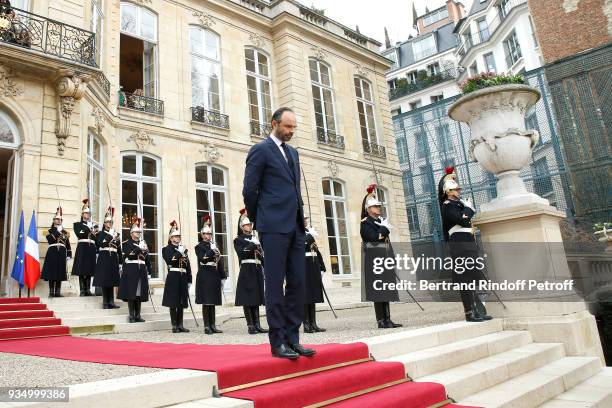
xmin=243 ymin=136 xmax=305 ymax=233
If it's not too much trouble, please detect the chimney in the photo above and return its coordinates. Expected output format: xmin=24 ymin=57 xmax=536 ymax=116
xmin=446 ymin=0 xmax=466 ymax=23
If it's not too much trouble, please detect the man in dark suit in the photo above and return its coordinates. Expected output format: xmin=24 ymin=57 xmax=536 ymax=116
xmin=243 ymin=107 xmax=315 ymax=360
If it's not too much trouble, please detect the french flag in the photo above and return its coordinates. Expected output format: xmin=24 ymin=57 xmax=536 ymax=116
xmin=24 ymin=211 xmax=40 ymax=290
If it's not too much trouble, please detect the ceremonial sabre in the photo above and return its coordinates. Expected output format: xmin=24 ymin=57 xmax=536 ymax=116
xmin=178 ymin=198 xmax=198 ymax=326
xmin=138 ymin=193 xmax=156 ymax=313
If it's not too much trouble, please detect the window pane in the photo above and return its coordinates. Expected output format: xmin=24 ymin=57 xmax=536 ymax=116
xmin=213 ymin=212 xmax=226 ymax=232
xmin=245 ymin=48 xmax=255 ymax=72
xmin=141 ymin=10 xmax=156 ymax=42
xmin=195 ymin=166 xmax=208 ymax=184
xmin=213 ymin=191 xmax=226 ymax=212
xmin=120 ymin=3 xmax=138 ymax=35
xmin=362 ymin=81 xmax=372 ymax=101
xmin=122 ymin=204 xmax=138 ymax=229
xmin=122 ymin=155 xmax=136 ymax=174
xmin=333 ymin=181 xmax=343 ymax=197
xmin=196 ymin=189 xmax=210 ymax=212
xmin=142 ymin=156 xmax=157 ymax=177
xmin=148 ymin=255 xmax=159 ymax=279
xmin=205 ymin=31 xmax=220 ymax=60
xmin=122 ymin=180 xmax=137 ymax=204
xmin=354 ymin=78 xmax=362 ymax=99
xmin=309 ymin=59 xmax=318 ymax=82
xmin=93 ymin=138 xmax=101 ymax=162
xmin=258 ymin=53 xmax=269 ymax=77
xmin=142 ymin=205 xmax=157 ymax=228
xmin=212 ymin=167 xmax=224 ymax=186
xmin=190 ymin=28 xmax=203 ymax=55
xmin=322 ymin=180 xmax=331 ymax=196
xmin=320 ymin=64 xmax=331 ymax=86
xmin=142 ymin=182 xmax=157 ymax=205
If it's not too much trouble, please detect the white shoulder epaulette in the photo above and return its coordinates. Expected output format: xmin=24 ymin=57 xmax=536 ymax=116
xmin=443 ymin=200 xmax=450 ymax=204
xmin=361 ymin=217 xmax=368 ymax=222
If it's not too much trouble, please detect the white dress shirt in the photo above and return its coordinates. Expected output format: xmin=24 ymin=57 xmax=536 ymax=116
xmin=270 ymin=134 xmax=288 ymax=162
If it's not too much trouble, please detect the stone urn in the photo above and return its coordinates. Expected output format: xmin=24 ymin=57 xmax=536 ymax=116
xmin=594 ymin=226 xmax=612 ymax=252
xmin=449 ymin=84 xmax=549 ymax=212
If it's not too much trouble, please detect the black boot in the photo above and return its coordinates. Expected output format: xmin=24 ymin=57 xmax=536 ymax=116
xmin=177 ymin=308 xmax=190 ymax=332
xmin=85 ymin=276 xmax=94 ymax=296
xmin=466 ymin=310 xmax=484 ymax=322
xmin=253 ymin=306 xmax=268 ymax=333
xmin=134 ymin=298 xmax=145 ymax=322
xmin=303 ymin=304 xmax=314 ymax=333
xmin=383 ymin=302 xmax=402 ymax=328
xmin=54 ymin=281 xmax=63 ymax=297
xmin=374 ymin=302 xmax=386 ymax=328
xmin=203 ymin=305 xmax=213 ymax=335
xmin=107 ymin=288 xmax=120 ymax=309
xmin=311 ymin=304 xmax=326 ymax=332
xmin=473 ymin=295 xmax=493 ymax=321
xmin=244 ymin=306 xmax=257 ymax=334
xmin=102 ymin=288 xmax=109 ymax=309
xmin=128 ymin=300 xmax=136 ymax=323
xmin=208 ymin=306 xmax=221 ymax=333
xmin=79 ymin=276 xmax=86 ymax=296
xmin=170 ymin=308 xmax=179 ymax=333
xmin=48 ymin=281 xmax=55 ymax=298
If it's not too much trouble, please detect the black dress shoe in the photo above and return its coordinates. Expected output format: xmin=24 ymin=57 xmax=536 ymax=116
xmin=377 ymin=320 xmax=388 ymax=329
xmin=271 ymin=344 xmax=299 ymax=360
xmin=465 ymin=312 xmax=484 ymax=322
xmin=384 ymin=319 xmax=403 ymax=328
xmin=178 ymin=326 xmax=190 ymax=333
xmin=289 ymin=343 xmax=316 ymax=357
xmin=303 ymin=323 xmax=315 ymax=333
xmin=172 ymin=327 xmax=180 ymax=333
xmin=109 ymin=303 xmax=120 ymax=309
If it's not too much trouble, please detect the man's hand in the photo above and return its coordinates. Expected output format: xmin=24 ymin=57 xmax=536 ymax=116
xmin=461 ymin=198 xmax=475 ymax=210
xmin=210 ymin=242 xmax=218 ymax=251
xmin=248 ymin=235 xmax=260 ymax=246
xmin=307 ymin=226 xmax=318 ymax=238
xmin=177 ymin=244 xmax=185 ymax=254
xmin=376 ymin=217 xmax=393 ymax=230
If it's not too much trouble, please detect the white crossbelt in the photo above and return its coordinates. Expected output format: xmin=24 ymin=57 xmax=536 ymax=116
xmin=305 ymin=252 xmax=317 ymax=257
xmin=100 ymin=247 xmax=117 ymax=253
xmin=169 ymin=267 xmax=187 ymax=273
xmin=78 ymin=239 xmax=95 ymax=244
xmin=200 ymin=262 xmax=217 ymax=266
xmin=449 ymin=225 xmax=474 ymax=236
xmin=48 ymin=243 xmax=65 ymax=248
xmin=125 ymin=259 xmax=145 ymax=265
xmin=241 ymin=259 xmax=261 ymax=265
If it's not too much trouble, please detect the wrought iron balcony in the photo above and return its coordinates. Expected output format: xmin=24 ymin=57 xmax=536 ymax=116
xmin=0 ymin=7 xmax=96 ymax=67
xmin=93 ymin=72 xmax=110 ymax=98
xmin=317 ymin=129 xmax=345 ymax=149
xmin=389 ymin=68 xmax=457 ymax=100
xmin=191 ymin=106 xmax=230 ymax=129
xmin=250 ymin=120 xmax=271 ymax=137
xmin=119 ymin=91 xmax=164 ymax=116
xmin=363 ymin=140 xmax=387 ymax=158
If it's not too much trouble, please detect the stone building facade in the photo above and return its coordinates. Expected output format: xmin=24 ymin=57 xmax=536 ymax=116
xmin=0 ymin=0 xmax=409 ymax=297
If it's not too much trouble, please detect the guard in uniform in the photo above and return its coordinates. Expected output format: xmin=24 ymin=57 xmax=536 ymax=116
xmin=234 ymin=209 xmax=267 ymax=335
xmin=93 ymin=207 xmax=121 ymax=309
xmin=72 ymin=199 xmax=98 ymax=296
xmin=438 ymin=166 xmax=492 ymax=322
xmin=195 ymin=216 xmax=227 ymax=335
xmin=42 ymin=207 xmax=72 ymax=297
xmin=162 ymin=221 xmax=192 ymax=333
xmin=118 ymin=217 xmax=151 ymax=323
xmin=360 ymin=184 xmax=402 ymax=329
xmin=303 ymin=217 xmax=326 ymax=333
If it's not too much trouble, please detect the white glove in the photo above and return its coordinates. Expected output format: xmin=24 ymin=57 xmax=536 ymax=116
xmin=210 ymin=242 xmax=217 ymax=251
xmin=87 ymin=221 xmax=93 ymax=229
xmin=138 ymin=241 xmax=147 ymax=250
xmin=307 ymin=226 xmax=318 ymax=238
xmin=66 ymin=257 xmax=72 ymax=262
xmin=57 ymin=225 xmax=63 ymax=232
xmin=221 ymin=279 xmax=227 ymax=287
xmin=248 ymin=235 xmax=260 ymax=246
xmin=377 ymin=217 xmax=393 ymax=230
xmin=109 ymin=228 xmax=115 ymax=237
xmin=188 ymin=283 xmax=192 ymax=289
xmin=321 ymin=270 xmax=325 ymax=277
xmin=177 ymin=244 xmax=185 ymax=254
xmin=462 ymin=198 xmax=475 ymax=210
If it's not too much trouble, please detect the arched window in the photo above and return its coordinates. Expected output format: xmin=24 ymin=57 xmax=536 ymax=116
xmin=354 ymin=77 xmax=379 ymax=153
xmin=245 ymin=48 xmax=272 ymax=135
xmin=190 ymin=27 xmax=222 ymax=112
xmin=87 ymin=133 xmax=104 ymax=222
xmin=119 ymin=2 xmax=158 ymax=97
xmin=120 ymin=153 xmax=162 ymax=279
xmin=322 ymin=179 xmax=352 ymax=276
xmin=0 ymin=111 xmax=18 ymax=148
xmin=195 ymin=165 xmax=231 ymax=285
xmin=310 ymin=59 xmax=338 ymax=143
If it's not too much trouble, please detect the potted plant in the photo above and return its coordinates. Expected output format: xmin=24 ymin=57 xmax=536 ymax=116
xmin=448 ymin=72 xmax=548 ymax=212
xmin=593 ymin=222 xmax=612 ymax=251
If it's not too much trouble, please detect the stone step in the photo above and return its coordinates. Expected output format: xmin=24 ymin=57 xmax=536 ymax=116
xmin=358 ymin=319 xmax=503 ymax=360
xmin=10 ymin=369 xmax=218 ymax=408
xmin=384 ymin=330 xmax=532 ymax=379
xmin=418 ymin=342 xmax=565 ymax=401
xmin=459 ymin=357 xmax=602 ymax=408
xmin=168 ymin=397 xmax=254 ymax=408
xmin=62 ymin=312 xmax=217 ymax=327
xmin=539 ymin=367 xmax=612 ymax=408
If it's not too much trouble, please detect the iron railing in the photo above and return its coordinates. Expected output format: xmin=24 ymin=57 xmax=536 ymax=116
xmin=93 ymin=72 xmax=110 ymax=99
xmin=191 ymin=106 xmax=229 ymax=129
xmin=389 ymin=68 xmax=457 ymax=100
xmin=119 ymin=91 xmax=164 ymax=116
xmin=317 ymin=129 xmax=345 ymax=148
xmin=250 ymin=120 xmax=271 ymax=137
xmin=456 ymin=0 xmax=527 ymax=58
xmin=0 ymin=7 xmax=96 ymax=67
xmin=363 ymin=140 xmax=386 ymax=158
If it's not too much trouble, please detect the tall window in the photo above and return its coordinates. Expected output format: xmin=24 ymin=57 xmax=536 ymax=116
xmin=421 ymin=164 xmax=434 ymax=194
xmin=322 ymin=179 xmax=351 ymax=276
xmin=483 ymin=52 xmax=497 ymax=72
xmin=195 ymin=165 xmax=231 ymax=283
xmin=415 ymin=131 xmax=428 ymax=159
xmin=87 ymin=133 xmax=104 ymax=223
xmin=504 ymin=30 xmax=522 ymax=68
xmin=396 ymin=137 xmax=409 ymax=165
xmin=436 ymin=124 xmax=452 ymax=154
xmin=403 ymin=171 xmax=415 ymax=196
xmin=469 ymin=61 xmax=478 ymax=77
xmin=407 ymin=206 xmax=420 ymax=236
xmin=407 ymin=71 xmax=418 ymax=84
xmin=190 ymin=27 xmax=222 ymax=112
xmin=477 ymin=18 xmax=489 ymax=42
xmin=310 ymin=59 xmax=337 ymax=139
xmin=412 ymin=35 xmax=436 ymax=61
xmin=121 ymin=153 xmax=162 ymax=279
xmin=119 ymin=2 xmax=158 ymax=97
xmin=91 ymin=0 xmax=104 ymax=66
xmin=245 ymin=48 xmax=272 ymax=127
xmin=531 ymin=157 xmax=553 ymax=197
xmin=355 ymin=77 xmax=378 ymax=150
xmin=427 ymin=62 xmax=440 ymax=76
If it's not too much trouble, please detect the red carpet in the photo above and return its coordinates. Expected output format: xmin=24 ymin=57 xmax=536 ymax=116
xmin=0 ymin=298 xmax=69 ymax=341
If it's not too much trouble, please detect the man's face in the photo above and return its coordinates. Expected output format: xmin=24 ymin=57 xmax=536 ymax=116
xmin=203 ymin=233 xmax=212 ymax=241
xmin=53 ymin=218 xmax=61 ymax=226
xmin=104 ymin=220 xmax=113 ymax=229
xmin=272 ymin=111 xmax=297 ymax=142
xmin=242 ymin=224 xmax=252 ymax=234
xmin=82 ymin=212 xmax=91 ymax=221
xmin=448 ymin=188 xmax=461 ymax=199
xmin=131 ymin=231 xmax=141 ymax=240
xmin=368 ymin=205 xmax=382 ymax=218
xmin=170 ymin=236 xmax=181 ymax=245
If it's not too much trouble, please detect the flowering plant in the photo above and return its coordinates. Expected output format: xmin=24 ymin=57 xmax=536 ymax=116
xmin=460 ymin=72 xmax=525 ymax=94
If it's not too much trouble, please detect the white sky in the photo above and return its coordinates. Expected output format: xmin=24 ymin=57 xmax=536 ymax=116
xmin=307 ymin=0 xmax=473 ymax=48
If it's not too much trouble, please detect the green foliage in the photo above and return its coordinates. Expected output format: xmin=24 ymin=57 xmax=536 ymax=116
xmin=460 ymin=72 xmax=526 ymax=94
xmin=593 ymin=222 xmax=612 ymax=232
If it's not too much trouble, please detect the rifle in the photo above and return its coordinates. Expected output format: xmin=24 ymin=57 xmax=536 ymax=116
xmin=138 ymin=193 xmax=156 ymax=312
xmin=178 ymin=198 xmax=198 ymax=326
xmin=300 ymin=168 xmax=337 ymax=319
